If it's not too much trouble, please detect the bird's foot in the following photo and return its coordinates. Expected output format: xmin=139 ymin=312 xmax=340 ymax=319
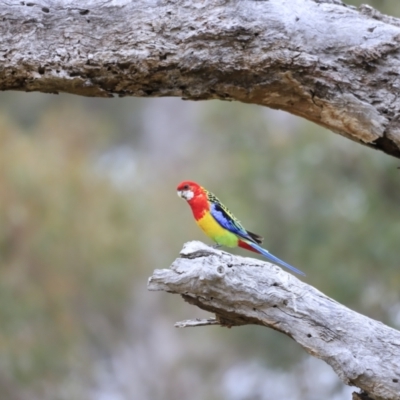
xmin=212 ymin=244 xmax=222 ymax=249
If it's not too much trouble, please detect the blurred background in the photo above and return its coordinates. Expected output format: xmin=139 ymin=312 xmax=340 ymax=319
xmin=1 ymin=1 xmax=399 ymax=399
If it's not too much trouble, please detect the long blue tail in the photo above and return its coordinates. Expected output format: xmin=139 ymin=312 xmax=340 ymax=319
xmin=243 ymin=240 xmax=305 ymax=276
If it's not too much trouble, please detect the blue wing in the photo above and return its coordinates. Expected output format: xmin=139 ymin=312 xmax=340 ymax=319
xmin=206 ymin=190 xmax=305 ymax=276
xmin=210 ymin=202 xmax=257 ymax=243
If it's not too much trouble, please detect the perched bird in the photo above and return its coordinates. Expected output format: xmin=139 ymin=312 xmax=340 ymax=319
xmin=177 ymin=181 xmax=305 ymax=276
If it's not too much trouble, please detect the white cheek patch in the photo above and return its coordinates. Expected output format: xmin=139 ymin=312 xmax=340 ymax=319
xmin=183 ymin=190 xmax=194 ymax=200
xmin=177 ymin=189 xmax=194 ymax=200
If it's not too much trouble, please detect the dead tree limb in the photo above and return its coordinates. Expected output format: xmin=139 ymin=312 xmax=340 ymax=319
xmin=2 ymin=0 xmax=400 ymax=157
xmin=148 ymin=241 xmax=400 ymax=400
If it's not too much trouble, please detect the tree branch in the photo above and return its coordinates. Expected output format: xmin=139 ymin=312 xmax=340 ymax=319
xmin=148 ymin=241 xmax=400 ymax=400
xmin=2 ymin=0 xmax=400 ymax=157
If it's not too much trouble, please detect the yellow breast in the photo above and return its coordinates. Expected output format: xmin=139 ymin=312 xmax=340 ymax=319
xmin=196 ymin=212 xmax=238 ymax=247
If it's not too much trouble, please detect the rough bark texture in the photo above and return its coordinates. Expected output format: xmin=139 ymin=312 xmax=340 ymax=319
xmin=2 ymin=0 xmax=400 ymax=157
xmin=148 ymin=241 xmax=400 ymax=400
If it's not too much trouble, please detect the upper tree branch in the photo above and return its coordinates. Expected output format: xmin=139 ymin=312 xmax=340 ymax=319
xmin=148 ymin=241 xmax=400 ymax=400
xmin=2 ymin=0 xmax=400 ymax=158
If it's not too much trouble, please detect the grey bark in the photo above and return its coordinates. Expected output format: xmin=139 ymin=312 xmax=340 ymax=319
xmin=2 ymin=0 xmax=400 ymax=158
xmin=148 ymin=241 xmax=400 ymax=400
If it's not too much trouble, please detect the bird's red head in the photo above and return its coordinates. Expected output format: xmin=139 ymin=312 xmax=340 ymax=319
xmin=177 ymin=181 xmax=204 ymax=202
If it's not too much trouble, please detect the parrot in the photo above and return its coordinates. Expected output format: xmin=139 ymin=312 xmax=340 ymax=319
xmin=177 ymin=180 xmax=305 ymax=276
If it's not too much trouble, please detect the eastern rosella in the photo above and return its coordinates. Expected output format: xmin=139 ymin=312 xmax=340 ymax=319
xmin=177 ymin=181 xmax=305 ymax=276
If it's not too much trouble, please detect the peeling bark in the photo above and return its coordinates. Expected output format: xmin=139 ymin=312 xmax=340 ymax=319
xmin=148 ymin=241 xmax=400 ymax=400
xmin=2 ymin=0 xmax=400 ymax=157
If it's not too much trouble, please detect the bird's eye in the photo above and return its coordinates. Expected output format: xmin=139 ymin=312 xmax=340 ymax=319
xmin=183 ymin=184 xmax=189 ymax=190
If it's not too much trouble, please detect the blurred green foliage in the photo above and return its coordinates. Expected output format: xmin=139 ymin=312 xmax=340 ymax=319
xmin=0 ymin=105 xmax=145 ymax=397
xmin=0 ymin=1 xmax=399 ymax=399
xmin=346 ymin=0 xmax=400 ymax=17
